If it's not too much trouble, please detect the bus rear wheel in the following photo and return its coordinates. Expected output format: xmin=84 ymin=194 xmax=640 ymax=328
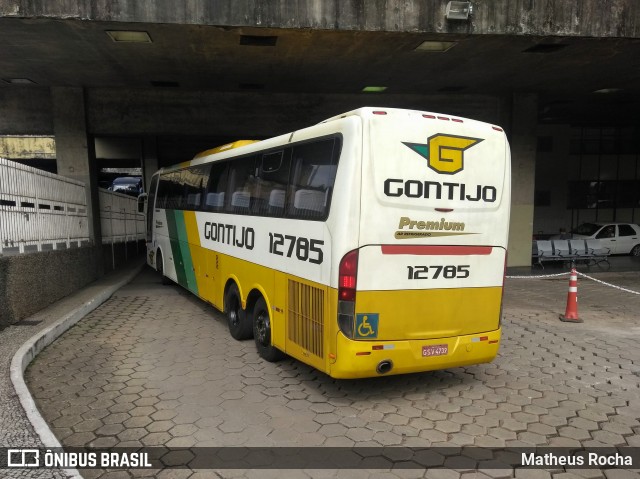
xmin=253 ymin=297 xmax=284 ymax=362
xmin=225 ymin=284 xmax=252 ymax=340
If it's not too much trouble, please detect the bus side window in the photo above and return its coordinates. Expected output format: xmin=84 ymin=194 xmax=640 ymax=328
xmin=226 ymin=155 xmax=257 ymax=214
xmin=156 ymin=174 xmax=170 ymax=209
xmin=204 ymin=163 xmax=229 ymax=212
xmin=288 ymin=139 xmax=339 ymax=220
xmin=252 ymin=149 xmax=291 ymax=216
xmin=172 ymin=171 xmax=187 ymax=210
xmin=184 ymin=165 xmax=210 ymax=211
xmin=162 ymin=171 xmax=180 ymax=210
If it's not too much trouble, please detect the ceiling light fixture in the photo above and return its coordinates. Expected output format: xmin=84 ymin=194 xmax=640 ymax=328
xmin=362 ymin=86 xmax=387 ymax=93
xmin=106 ymin=30 xmax=152 ymax=43
xmin=2 ymin=78 xmax=36 ymax=84
xmin=415 ymin=41 xmax=457 ymax=52
xmin=593 ymin=88 xmax=622 ymax=94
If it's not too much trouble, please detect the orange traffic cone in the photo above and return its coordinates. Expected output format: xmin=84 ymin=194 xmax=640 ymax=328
xmin=559 ymin=267 xmax=582 ymax=323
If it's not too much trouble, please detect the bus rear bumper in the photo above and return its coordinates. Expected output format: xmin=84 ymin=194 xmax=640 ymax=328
xmin=329 ymin=329 xmax=501 ymax=379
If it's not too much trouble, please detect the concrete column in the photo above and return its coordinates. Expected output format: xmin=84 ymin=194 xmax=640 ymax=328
xmin=142 ymin=136 xmax=159 ymax=192
xmin=507 ymin=93 xmax=538 ymax=267
xmin=52 ymin=87 xmax=102 ymax=246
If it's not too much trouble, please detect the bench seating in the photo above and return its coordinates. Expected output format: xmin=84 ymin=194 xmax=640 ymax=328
xmin=532 ymin=238 xmax=610 ymax=269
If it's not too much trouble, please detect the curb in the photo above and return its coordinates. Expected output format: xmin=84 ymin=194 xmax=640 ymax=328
xmin=9 ymin=263 xmax=145 ymax=479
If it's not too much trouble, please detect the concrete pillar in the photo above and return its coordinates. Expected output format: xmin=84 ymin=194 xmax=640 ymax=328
xmin=507 ymin=93 xmax=538 ymax=267
xmin=142 ymin=136 xmax=159 ymax=192
xmin=52 ymin=87 xmax=102 ymax=246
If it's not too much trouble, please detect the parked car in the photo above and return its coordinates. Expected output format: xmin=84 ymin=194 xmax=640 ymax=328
xmin=109 ymin=177 xmax=143 ymax=197
xmin=551 ymin=222 xmax=640 ymax=256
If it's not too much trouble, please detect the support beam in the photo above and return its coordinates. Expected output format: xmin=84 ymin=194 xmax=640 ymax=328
xmin=52 ymin=87 xmax=102 ymax=252
xmin=142 ymin=136 xmax=159 ymax=192
xmin=507 ymin=93 xmax=537 ymax=267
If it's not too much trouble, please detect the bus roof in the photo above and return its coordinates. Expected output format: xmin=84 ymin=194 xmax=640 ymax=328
xmin=320 ymin=107 xmax=504 ymax=131
xmin=193 ymin=140 xmax=260 ymax=160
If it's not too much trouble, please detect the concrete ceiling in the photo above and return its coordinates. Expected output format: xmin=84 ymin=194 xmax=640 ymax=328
xmin=1 ymin=17 xmax=639 ymax=128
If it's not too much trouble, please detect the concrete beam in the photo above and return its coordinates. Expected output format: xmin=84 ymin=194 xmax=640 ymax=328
xmin=1 ymin=0 xmax=638 ymax=37
xmin=86 ymin=89 xmax=506 ymax=137
xmin=52 ymin=87 xmax=102 ymax=249
xmin=507 ymin=93 xmax=538 ymax=267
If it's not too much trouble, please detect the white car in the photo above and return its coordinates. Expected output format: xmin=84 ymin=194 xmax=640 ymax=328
xmin=555 ymin=222 xmax=640 ymax=256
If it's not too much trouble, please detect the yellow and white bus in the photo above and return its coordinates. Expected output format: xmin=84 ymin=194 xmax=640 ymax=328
xmin=142 ymin=107 xmax=511 ymax=379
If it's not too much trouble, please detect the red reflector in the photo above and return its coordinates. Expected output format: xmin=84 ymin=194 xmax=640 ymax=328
xmin=339 ymin=290 xmax=355 ymax=301
xmin=489 ymin=340 xmax=499 ymax=344
xmin=479 ymin=336 xmax=488 ymax=341
xmin=372 ymin=345 xmax=383 ymax=350
xmin=437 ymin=116 xmax=450 ymax=121
xmin=381 ymin=245 xmax=493 ymax=255
xmin=373 ymin=111 xmax=387 ymax=115
xmin=452 ymin=118 xmax=463 ymax=123
xmin=339 ymin=277 xmax=356 ymax=289
xmin=356 ymin=352 xmax=371 ymax=356
xmin=492 ymin=126 xmax=503 ymax=131
xmin=422 ymin=114 xmax=436 ymax=119
xmin=435 ymin=208 xmax=454 ymax=212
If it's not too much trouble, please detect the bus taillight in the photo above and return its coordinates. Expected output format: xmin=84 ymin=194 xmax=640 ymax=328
xmin=338 ymin=249 xmax=359 ymax=338
xmin=339 ymin=249 xmax=358 ymax=300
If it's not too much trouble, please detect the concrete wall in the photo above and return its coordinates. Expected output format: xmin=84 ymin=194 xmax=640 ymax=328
xmin=87 ymin=89 xmax=506 ymax=137
xmin=0 ymin=242 xmax=146 ymax=327
xmin=0 ymin=87 xmax=507 ymax=138
xmin=533 ymin=124 xmax=573 ymax=235
xmin=2 ymin=0 xmax=638 ymax=37
xmin=102 ymin=241 xmax=146 ymax=273
xmin=0 ymin=246 xmax=101 ymax=327
xmin=0 ymin=87 xmax=52 ymax=135
xmin=507 ymin=93 xmax=537 ymax=267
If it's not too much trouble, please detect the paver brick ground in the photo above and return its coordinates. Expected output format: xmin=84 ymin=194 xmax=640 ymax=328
xmin=25 ymin=267 xmax=640 ymax=478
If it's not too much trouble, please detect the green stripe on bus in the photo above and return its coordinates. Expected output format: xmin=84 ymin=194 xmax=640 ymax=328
xmin=165 ymin=210 xmax=188 ymax=289
xmin=173 ymin=211 xmax=199 ymax=295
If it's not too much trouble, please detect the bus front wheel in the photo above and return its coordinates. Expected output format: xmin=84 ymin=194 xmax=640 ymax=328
xmin=225 ymin=284 xmax=252 ymax=340
xmin=156 ymin=251 xmax=171 ymax=285
xmin=253 ymin=297 xmax=284 ymax=362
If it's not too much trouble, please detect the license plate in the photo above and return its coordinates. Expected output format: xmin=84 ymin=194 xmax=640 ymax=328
xmin=422 ymin=344 xmax=448 ymax=357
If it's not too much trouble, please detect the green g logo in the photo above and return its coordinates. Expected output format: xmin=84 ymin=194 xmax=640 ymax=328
xmin=403 ymin=134 xmax=483 ymax=175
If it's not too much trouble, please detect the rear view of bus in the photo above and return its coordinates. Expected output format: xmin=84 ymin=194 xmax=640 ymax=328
xmin=331 ymin=108 xmax=510 ymax=379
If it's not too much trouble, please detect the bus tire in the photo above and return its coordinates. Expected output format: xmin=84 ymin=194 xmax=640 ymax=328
xmin=157 ymin=251 xmax=171 ymax=285
xmin=225 ymin=284 xmax=252 ymax=340
xmin=253 ymin=297 xmax=284 ymax=362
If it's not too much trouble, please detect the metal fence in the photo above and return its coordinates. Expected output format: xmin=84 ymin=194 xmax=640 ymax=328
xmin=0 ymin=158 xmax=145 ymax=257
xmin=99 ymin=188 xmax=145 ymax=245
xmin=0 ymin=157 xmax=89 ymax=255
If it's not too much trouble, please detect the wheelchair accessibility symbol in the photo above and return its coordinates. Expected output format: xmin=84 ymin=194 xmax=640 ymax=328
xmin=355 ymin=313 xmax=379 ymax=339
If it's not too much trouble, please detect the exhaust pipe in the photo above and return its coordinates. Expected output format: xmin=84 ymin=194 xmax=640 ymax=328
xmin=376 ymin=360 xmax=393 ymax=375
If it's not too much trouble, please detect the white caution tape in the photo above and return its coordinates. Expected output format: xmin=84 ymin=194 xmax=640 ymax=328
xmin=576 ymin=271 xmax=640 ymax=295
xmin=506 ymin=271 xmax=640 ymax=295
xmin=505 ymin=272 xmax=570 ymax=279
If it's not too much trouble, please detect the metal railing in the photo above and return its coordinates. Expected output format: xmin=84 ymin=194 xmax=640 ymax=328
xmin=99 ymin=188 xmax=145 ymax=245
xmin=0 ymin=158 xmax=145 ymax=257
xmin=0 ymin=158 xmax=89 ymax=255
xmin=99 ymin=188 xmax=146 ymax=268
